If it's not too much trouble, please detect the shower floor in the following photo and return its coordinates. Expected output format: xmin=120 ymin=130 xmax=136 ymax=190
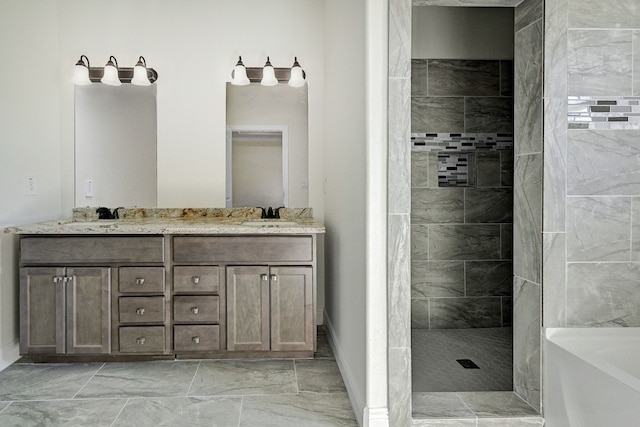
xmin=412 ymin=327 xmax=513 ymax=392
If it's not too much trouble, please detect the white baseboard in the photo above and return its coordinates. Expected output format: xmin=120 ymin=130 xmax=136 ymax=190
xmin=324 ymin=311 xmax=365 ymax=427
xmin=0 ymin=339 xmax=20 ymax=372
xmin=364 ymin=407 xmax=390 ymax=427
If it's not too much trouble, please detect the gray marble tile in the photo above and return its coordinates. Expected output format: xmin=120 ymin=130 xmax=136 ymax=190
xmin=295 ymin=359 xmax=347 ymax=393
xmin=631 ymin=198 xmax=640 ymax=261
xmin=412 ymin=224 xmax=429 ymax=260
xmin=513 ymin=278 xmax=541 ymax=412
xmin=566 ymin=196 xmax=631 ymax=261
xmin=476 ymin=152 xmax=501 ymax=188
xmin=500 ymin=150 xmax=514 ymax=188
xmin=429 ymin=225 xmax=501 ymax=260
xmin=412 ymin=261 xmax=464 ymax=298
xmin=515 ymin=0 xmax=543 ymax=32
xmin=567 ymin=29 xmax=632 ymax=96
xmin=315 ymin=328 xmax=334 ymax=359
xmin=542 ymin=233 xmax=566 ymax=328
xmin=113 ymin=397 xmax=241 ymax=427
xmin=411 ymin=299 xmax=430 ymax=329
xmin=464 ymin=188 xmax=513 ymax=223
xmin=543 ymin=0 xmax=567 ymax=102
xmin=568 ymin=0 xmax=640 ymax=29
xmin=390 ymin=214 xmax=412 ymax=348
xmin=466 ymin=261 xmax=512 ymax=297
xmin=389 ymin=347 xmax=412 ymax=427
xmin=412 ymin=392 xmax=474 ymax=418
xmin=240 ymin=392 xmax=358 ymax=427
xmin=477 ymin=418 xmax=544 ymax=427
xmin=567 ymin=130 xmax=640 ymax=195
xmin=501 ymin=224 xmax=513 ymax=260
xmin=0 ymin=399 xmax=126 ymax=427
xmin=465 ymin=97 xmax=513 ymax=133
xmin=412 ymin=418 xmax=476 ymax=427
xmin=77 ymin=361 xmax=198 ymax=398
xmin=502 ymin=297 xmax=513 ymax=327
xmin=412 ymin=97 xmax=464 ymax=133
xmin=389 ymin=78 xmax=412 ymax=215
xmin=458 ymin=391 xmax=539 ymax=417
xmin=543 ymin=97 xmax=567 ymax=233
xmin=428 ymin=152 xmax=439 ymax=188
xmin=0 ymin=402 xmax=8 ymax=413
xmin=428 ymin=60 xmax=500 ymax=97
xmin=0 ymin=363 xmax=101 ymax=400
xmin=515 ymin=20 xmax=543 ymax=156
xmin=567 ymin=262 xmax=640 ymax=326
xmin=635 ymin=31 xmax=640 ymax=96
xmin=412 ymin=188 xmax=464 ymax=224
xmin=189 ymin=360 xmax=297 ymax=396
xmin=389 ymin=0 xmax=411 ymax=78
xmin=412 ymin=151 xmax=430 ymax=188
xmin=430 ymin=297 xmax=502 ymax=329
xmin=513 ymin=153 xmax=542 ymax=284
xmin=500 ymin=60 xmax=513 ymax=97
xmin=412 ymin=59 xmax=429 ymax=96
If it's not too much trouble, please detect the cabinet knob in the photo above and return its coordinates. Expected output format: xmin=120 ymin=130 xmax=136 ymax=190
xmin=136 ymin=308 xmax=145 ymax=315
xmin=192 ymin=336 xmax=200 ymax=344
xmin=191 ymin=307 xmax=199 ymax=315
xmin=136 ymin=337 xmax=146 ymax=345
xmin=135 ymin=278 xmax=145 ymax=285
xmin=63 ymin=276 xmax=73 ymax=283
xmin=192 ymin=276 xmax=200 ymax=284
xmin=261 ymin=274 xmax=269 ymax=281
xmin=270 ymin=274 xmax=277 ymax=282
xmin=53 ymin=276 xmax=63 ymax=283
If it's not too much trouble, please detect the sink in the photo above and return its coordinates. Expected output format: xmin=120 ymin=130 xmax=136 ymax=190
xmin=241 ymin=221 xmax=299 ymax=227
xmin=65 ymin=221 xmax=116 ymax=227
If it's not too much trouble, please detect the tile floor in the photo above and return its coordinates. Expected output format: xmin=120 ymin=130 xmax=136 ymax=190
xmin=0 ymin=330 xmax=358 ymax=427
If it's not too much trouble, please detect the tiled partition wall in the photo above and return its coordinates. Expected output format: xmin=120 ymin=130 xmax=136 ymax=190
xmin=410 ymin=59 xmax=514 ymax=330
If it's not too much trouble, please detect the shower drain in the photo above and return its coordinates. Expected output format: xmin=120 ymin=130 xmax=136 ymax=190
xmin=456 ymin=359 xmax=480 ymax=369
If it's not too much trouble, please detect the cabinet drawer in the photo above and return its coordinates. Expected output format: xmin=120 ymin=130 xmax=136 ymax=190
xmin=119 ymin=297 xmax=165 ymax=323
xmin=119 ymin=326 xmax=165 ymax=353
xmin=173 ymin=296 xmax=219 ymax=323
xmin=119 ymin=267 xmax=165 ymax=293
xmin=20 ymin=236 xmax=165 ymax=264
xmin=173 ymin=266 xmax=220 ymax=294
xmin=174 ymin=325 xmax=220 ymax=352
xmin=173 ymin=236 xmax=313 ymax=263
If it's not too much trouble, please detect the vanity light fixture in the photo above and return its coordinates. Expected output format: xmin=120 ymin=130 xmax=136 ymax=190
xmin=71 ymin=55 xmax=92 ymax=85
xmin=260 ymin=56 xmax=278 ymax=86
xmin=101 ymin=56 xmax=122 ymax=86
xmin=288 ymin=57 xmax=306 ymax=87
xmin=131 ymin=56 xmax=151 ymax=86
xmin=230 ymin=56 xmax=250 ymax=86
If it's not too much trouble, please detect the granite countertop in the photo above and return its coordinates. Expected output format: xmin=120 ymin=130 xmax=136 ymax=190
xmin=4 ymin=207 xmax=325 ymax=235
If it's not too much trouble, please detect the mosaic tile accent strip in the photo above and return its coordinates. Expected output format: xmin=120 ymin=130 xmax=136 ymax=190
xmin=568 ymin=96 xmax=640 ymax=130
xmin=438 ymin=152 xmax=474 ymax=187
xmin=411 ymin=133 xmax=514 ymax=151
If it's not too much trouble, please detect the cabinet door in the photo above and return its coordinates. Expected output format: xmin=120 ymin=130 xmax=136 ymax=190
xmin=65 ymin=268 xmax=111 ymax=354
xmin=226 ymin=266 xmax=270 ymax=351
xmin=20 ymin=267 xmax=66 ymax=354
xmin=270 ymin=266 xmax=314 ymax=351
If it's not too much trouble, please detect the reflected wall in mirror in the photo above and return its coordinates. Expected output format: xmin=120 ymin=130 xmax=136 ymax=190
xmin=74 ymin=84 xmax=157 ymax=207
xmin=226 ymin=83 xmax=308 ymax=208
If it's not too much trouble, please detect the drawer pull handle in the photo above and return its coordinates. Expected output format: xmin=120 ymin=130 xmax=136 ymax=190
xmin=270 ymin=274 xmax=277 ymax=282
xmin=53 ymin=276 xmax=63 ymax=283
xmin=192 ymin=276 xmax=200 ymax=284
xmin=136 ymin=337 xmax=146 ymax=345
xmin=261 ymin=274 xmax=268 ymax=281
xmin=192 ymin=336 xmax=200 ymax=344
xmin=136 ymin=308 xmax=145 ymax=315
xmin=135 ymin=278 xmax=145 ymax=285
xmin=63 ymin=277 xmax=73 ymax=283
xmin=191 ymin=307 xmax=199 ymax=315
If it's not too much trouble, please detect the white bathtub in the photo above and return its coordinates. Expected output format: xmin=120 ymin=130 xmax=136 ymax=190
xmin=544 ymin=327 xmax=640 ymax=427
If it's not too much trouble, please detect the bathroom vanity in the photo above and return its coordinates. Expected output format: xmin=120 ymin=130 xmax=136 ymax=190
xmin=9 ymin=208 xmax=324 ymax=361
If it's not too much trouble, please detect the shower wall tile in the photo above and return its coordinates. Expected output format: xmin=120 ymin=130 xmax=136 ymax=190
xmin=568 ymin=0 xmax=640 ymax=29
xmin=501 ymin=224 xmax=513 ymax=260
xmin=567 ymin=262 xmax=640 ymax=327
xmin=428 ymin=60 xmax=500 ymax=97
xmin=412 ymin=97 xmax=465 ymax=133
xmin=500 ymin=150 xmax=514 ymax=188
xmin=412 ymin=261 xmax=464 ymax=298
xmin=513 ymin=277 xmax=541 ymax=412
xmin=631 ymin=198 xmax=640 ymax=261
xmin=412 ymin=59 xmax=429 ymax=96
xmin=567 ymin=130 xmax=640 ymax=195
xmin=429 ymin=225 xmax=501 ymax=260
xmin=543 ymin=97 xmax=567 ymax=232
xmin=544 ymin=0 xmax=567 ymax=101
xmin=428 ymin=152 xmax=439 ymax=188
xmin=634 ymin=31 xmax=640 ymax=96
xmin=465 ymin=97 xmax=513 ymax=133
xmin=412 ymin=299 xmax=430 ymax=329
xmin=543 ymin=232 xmax=566 ymax=328
xmin=389 ymin=78 xmax=412 ymax=215
xmin=411 ymin=188 xmax=464 ymax=223
xmin=566 ymin=196 xmax=631 ymax=261
xmin=513 ymin=153 xmax=542 ymax=284
xmin=515 ymin=0 xmax=543 ymax=32
xmin=412 ymin=224 xmax=429 ymax=260
xmin=502 ymin=297 xmax=513 ymax=327
xmin=389 ymin=214 xmax=411 ymax=348
xmin=464 ymin=188 xmax=513 ymax=223
xmin=476 ymin=152 xmax=501 ymax=188
xmin=466 ymin=261 xmax=512 ymax=297
xmin=411 ymin=151 xmax=430 ymax=188
xmin=389 ymin=0 xmax=411 ymax=78
xmin=515 ymin=20 xmax=543 ymax=156
xmin=430 ymin=297 xmax=502 ymax=329
xmin=500 ymin=60 xmax=514 ymax=97
xmin=388 ymin=347 xmax=412 ymax=427
xmin=567 ymin=30 xmax=632 ymax=96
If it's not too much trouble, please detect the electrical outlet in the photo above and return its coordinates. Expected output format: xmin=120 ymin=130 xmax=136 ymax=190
xmin=25 ymin=176 xmax=37 ymax=196
xmin=84 ymin=179 xmax=94 ymax=197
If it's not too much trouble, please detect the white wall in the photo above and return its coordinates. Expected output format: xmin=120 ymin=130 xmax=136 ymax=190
xmin=0 ymin=0 xmax=63 ymax=370
xmin=323 ymin=0 xmax=368 ymax=424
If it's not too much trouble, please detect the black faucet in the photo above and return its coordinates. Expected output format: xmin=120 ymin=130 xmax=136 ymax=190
xmin=96 ymin=207 xmax=122 ymax=220
xmin=258 ymin=207 xmax=284 ymax=219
